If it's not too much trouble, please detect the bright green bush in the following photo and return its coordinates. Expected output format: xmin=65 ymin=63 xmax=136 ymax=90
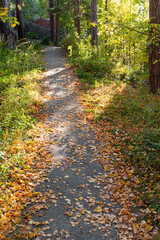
xmin=0 ymin=41 xmax=43 ymax=142
xmin=68 ymin=36 xmax=113 ymax=77
xmin=61 ymin=32 xmax=79 ymax=51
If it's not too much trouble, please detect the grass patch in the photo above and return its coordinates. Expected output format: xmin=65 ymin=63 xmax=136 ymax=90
xmin=76 ymin=70 xmax=96 ymax=89
xmin=0 ymin=41 xmax=44 ymax=140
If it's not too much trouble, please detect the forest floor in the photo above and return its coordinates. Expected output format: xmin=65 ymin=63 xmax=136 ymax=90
xmin=6 ymin=46 xmax=159 ymax=240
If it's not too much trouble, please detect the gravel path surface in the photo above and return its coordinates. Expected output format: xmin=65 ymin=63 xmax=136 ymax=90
xmin=30 ymin=46 xmax=120 ymax=240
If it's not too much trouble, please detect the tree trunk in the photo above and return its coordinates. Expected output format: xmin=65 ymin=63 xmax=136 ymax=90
xmin=105 ymin=0 xmax=108 ymax=11
xmin=49 ymin=0 xmax=55 ymax=42
xmin=77 ymin=0 xmax=80 ymax=35
xmin=74 ymin=0 xmax=80 ymax=35
xmin=91 ymin=0 xmax=98 ymax=47
xmin=55 ymin=0 xmax=59 ymax=45
xmin=15 ymin=0 xmax=25 ymax=40
xmin=149 ymin=0 xmax=160 ymax=93
xmin=0 ymin=0 xmax=15 ymax=48
xmin=105 ymin=0 xmax=108 ymax=23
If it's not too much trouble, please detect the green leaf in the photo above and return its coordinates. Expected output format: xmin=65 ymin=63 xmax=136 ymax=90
xmin=17 ymin=4 xmax=21 ymax=11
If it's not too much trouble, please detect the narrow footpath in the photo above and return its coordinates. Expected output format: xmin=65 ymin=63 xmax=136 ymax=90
xmin=28 ymin=47 xmax=120 ymax=240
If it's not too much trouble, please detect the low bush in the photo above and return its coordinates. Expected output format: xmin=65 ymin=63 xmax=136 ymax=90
xmin=61 ymin=32 xmax=79 ymax=51
xmin=67 ymin=36 xmax=113 ymax=78
xmin=27 ymin=31 xmax=38 ymax=39
xmin=41 ymin=36 xmax=53 ymax=45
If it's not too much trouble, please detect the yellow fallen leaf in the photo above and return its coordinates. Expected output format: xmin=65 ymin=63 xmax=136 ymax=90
xmin=133 ymin=223 xmax=139 ymax=233
xmin=94 ymin=206 xmax=102 ymax=213
xmin=28 ymin=233 xmax=36 ymax=238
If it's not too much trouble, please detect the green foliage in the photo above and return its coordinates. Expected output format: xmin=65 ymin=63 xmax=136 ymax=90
xmin=0 ymin=7 xmax=19 ymax=27
xmin=27 ymin=31 xmax=38 ymax=39
xmin=60 ymin=0 xmax=150 ymax=89
xmin=131 ymin=130 xmax=160 ymax=170
xmin=0 ymin=42 xmax=42 ymax=76
xmin=61 ymin=32 xmax=78 ymax=50
xmin=77 ymin=70 xmax=96 ymax=86
xmin=0 ymin=41 xmax=43 ymax=143
xmin=129 ymin=129 xmax=160 ymax=211
xmin=41 ymin=36 xmax=53 ymax=45
xmin=23 ymin=0 xmax=49 ymax=20
xmin=68 ymin=36 xmax=113 ymax=78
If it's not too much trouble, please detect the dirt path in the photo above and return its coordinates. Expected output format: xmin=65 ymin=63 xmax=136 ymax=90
xmin=28 ymin=47 xmax=120 ymax=240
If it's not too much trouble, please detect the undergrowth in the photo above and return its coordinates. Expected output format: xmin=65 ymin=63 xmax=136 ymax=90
xmin=0 ymin=41 xmax=43 ymax=139
xmin=66 ymin=35 xmax=113 ymax=79
xmin=0 ymin=41 xmax=44 ymax=236
xmin=0 ymin=41 xmax=44 ymax=178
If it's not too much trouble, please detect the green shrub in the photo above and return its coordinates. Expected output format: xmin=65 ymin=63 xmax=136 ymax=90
xmin=61 ymin=32 xmax=79 ymax=51
xmin=41 ymin=36 xmax=52 ymax=45
xmin=68 ymin=37 xmax=113 ymax=77
xmin=27 ymin=31 xmax=38 ymax=39
xmin=0 ymin=41 xmax=43 ymax=76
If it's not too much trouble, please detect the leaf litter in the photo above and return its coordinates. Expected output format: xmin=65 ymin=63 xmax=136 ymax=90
xmin=1 ymin=47 xmax=159 ymax=240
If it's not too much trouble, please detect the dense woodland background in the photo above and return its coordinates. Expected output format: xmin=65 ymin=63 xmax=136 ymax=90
xmin=1 ymin=0 xmax=160 ymax=93
xmin=0 ymin=0 xmax=159 ymax=238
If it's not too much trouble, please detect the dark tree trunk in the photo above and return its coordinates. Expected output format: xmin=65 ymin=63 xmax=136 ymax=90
xmin=0 ymin=0 xmax=15 ymax=48
xmin=74 ymin=0 xmax=80 ymax=35
xmin=105 ymin=0 xmax=108 ymax=23
xmin=15 ymin=0 xmax=25 ymax=39
xmin=105 ymin=0 xmax=108 ymax=11
xmin=49 ymin=0 xmax=55 ymax=42
xmin=77 ymin=0 xmax=80 ymax=35
xmin=91 ymin=0 xmax=98 ymax=47
xmin=55 ymin=0 xmax=59 ymax=45
xmin=149 ymin=0 xmax=160 ymax=93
